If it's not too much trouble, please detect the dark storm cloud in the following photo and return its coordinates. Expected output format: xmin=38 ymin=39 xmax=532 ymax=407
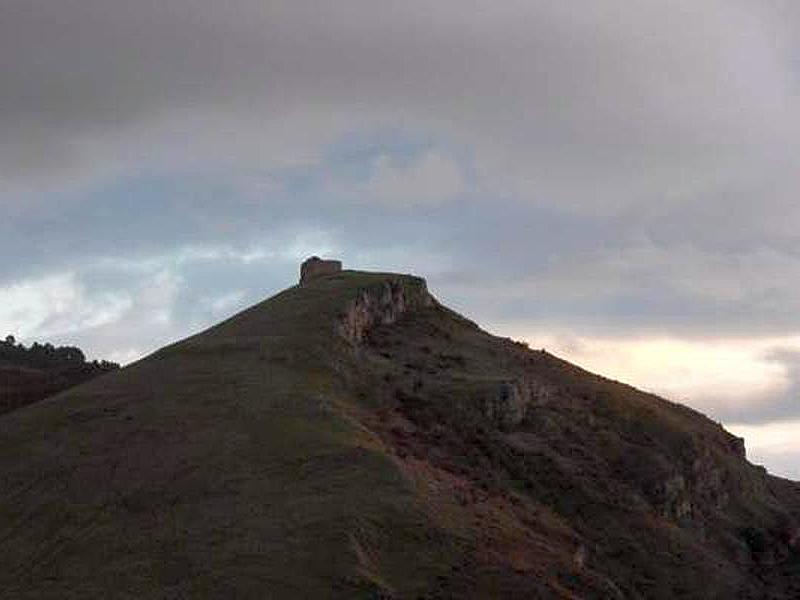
xmin=2 ymin=0 xmax=797 ymax=198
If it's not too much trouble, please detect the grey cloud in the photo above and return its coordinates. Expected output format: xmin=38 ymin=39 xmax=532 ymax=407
xmin=23 ymin=244 xmax=305 ymax=362
xmin=747 ymin=447 xmax=800 ymax=481
xmin=706 ymin=349 xmax=800 ymax=425
xmin=5 ymin=177 xmax=800 ymax=340
xmin=2 ymin=0 xmax=798 ymax=209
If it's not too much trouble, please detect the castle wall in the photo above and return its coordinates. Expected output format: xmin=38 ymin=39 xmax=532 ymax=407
xmin=300 ymin=257 xmax=342 ymax=284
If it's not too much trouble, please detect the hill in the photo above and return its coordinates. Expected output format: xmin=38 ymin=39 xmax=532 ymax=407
xmin=1 ymin=267 xmax=799 ymax=598
xmin=0 ymin=336 xmax=119 ymax=416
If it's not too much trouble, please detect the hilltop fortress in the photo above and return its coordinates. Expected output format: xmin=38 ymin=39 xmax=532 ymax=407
xmin=299 ymin=256 xmax=342 ymax=285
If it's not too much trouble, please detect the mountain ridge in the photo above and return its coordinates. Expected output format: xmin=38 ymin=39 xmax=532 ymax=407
xmin=2 ymin=267 xmax=799 ymax=598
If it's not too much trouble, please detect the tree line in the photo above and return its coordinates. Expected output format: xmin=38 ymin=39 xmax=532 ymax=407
xmin=1 ymin=334 xmax=119 ymax=371
xmin=0 ymin=335 xmax=120 ymax=415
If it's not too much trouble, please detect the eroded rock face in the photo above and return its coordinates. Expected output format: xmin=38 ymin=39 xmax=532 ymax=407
xmin=486 ymin=382 xmax=528 ymax=429
xmin=655 ymin=474 xmax=692 ymax=520
xmin=483 ymin=377 xmax=560 ymax=429
xmin=300 ymin=256 xmax=342 ymax=285
xmin=338 ymin=277 xmax=433 ymax=344
xmin=648 ymin=436 xmax=759 ymax=521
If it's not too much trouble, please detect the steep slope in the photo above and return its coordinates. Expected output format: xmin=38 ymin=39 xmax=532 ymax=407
xmin=1 ymin=269 xmax=799 ymax=598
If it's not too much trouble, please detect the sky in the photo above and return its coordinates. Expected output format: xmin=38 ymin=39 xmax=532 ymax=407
xmin=2 ymin=1 xmax=800 ymax=478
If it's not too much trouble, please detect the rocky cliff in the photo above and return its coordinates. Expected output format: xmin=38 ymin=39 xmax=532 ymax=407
xmin=337 ymin=275 xmax=433 ymax=344
xmin=340 ymin=272 xmax=800 ymax=598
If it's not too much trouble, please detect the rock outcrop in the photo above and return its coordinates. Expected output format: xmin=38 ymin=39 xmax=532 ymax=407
xmin=337 ymin=276 xmax=433 ymax=344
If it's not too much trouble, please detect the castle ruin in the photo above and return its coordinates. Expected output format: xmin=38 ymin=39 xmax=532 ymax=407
xmin=299 ymin=256 xmax=342 ymax=285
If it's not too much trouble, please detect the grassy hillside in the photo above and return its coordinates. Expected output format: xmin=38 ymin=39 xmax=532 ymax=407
xmin=1 ymin=270 xmax=798 ymax=598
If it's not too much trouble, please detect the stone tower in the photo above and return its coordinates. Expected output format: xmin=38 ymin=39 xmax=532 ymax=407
xmin=299 ymin=256 xmax=342 ymax=285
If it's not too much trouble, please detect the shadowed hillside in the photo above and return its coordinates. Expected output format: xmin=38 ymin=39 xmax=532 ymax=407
xmin=0 ymin=336 xmax=119 ymax=415
xmin=1 ymin=268 xmax=799 ymax=598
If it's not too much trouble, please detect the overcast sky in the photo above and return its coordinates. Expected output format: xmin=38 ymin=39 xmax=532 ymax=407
xmin=2 ymin=1 xmax=800 ymax=477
